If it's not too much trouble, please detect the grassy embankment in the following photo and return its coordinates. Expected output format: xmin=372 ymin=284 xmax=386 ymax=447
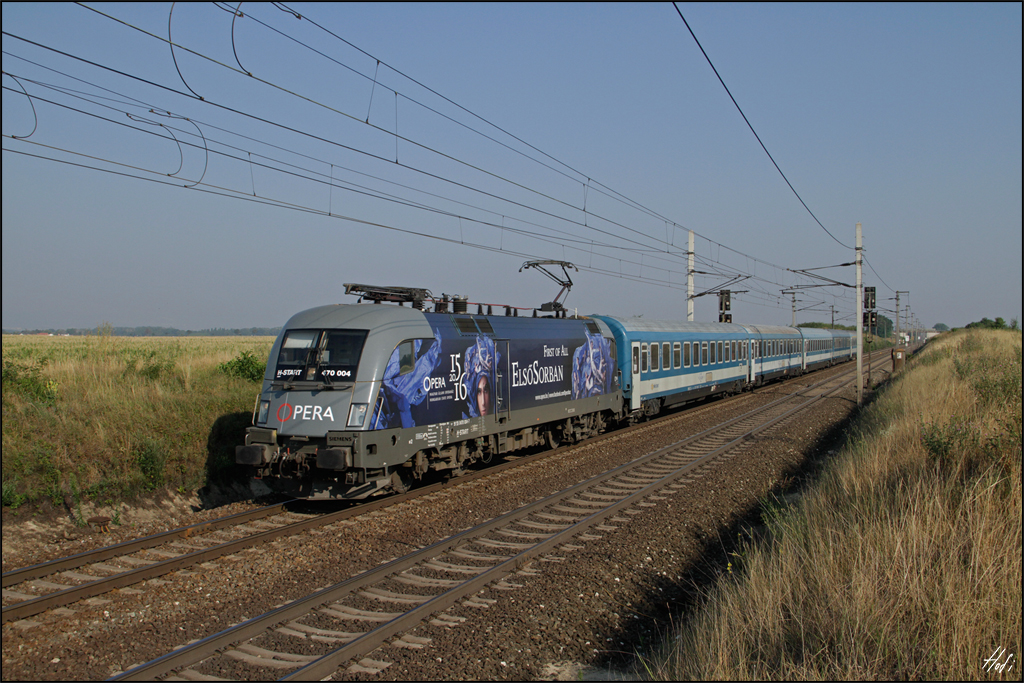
xmin=2 ymin=334 xmax=273 ymax=516
xmin=645 ymin=328 xmax=1022 ymax=680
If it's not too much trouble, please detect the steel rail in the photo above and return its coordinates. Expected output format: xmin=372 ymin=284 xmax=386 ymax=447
xmin=4 ymin=352 xmax=878 ymax=626
xmin=2 ymin=502 xmax=295 ymax=588
xmin=286 ymin=372 xmax=852 ymax=681
xmin=111 ymin=366 xmax=856 ymax=681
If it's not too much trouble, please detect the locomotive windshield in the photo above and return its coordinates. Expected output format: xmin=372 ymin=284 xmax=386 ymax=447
xmin=274 ymin=329 xmax=368 ymax=382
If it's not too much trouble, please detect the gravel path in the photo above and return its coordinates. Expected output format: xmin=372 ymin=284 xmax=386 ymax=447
xmin=2 ymin=364 xmax=882 ymax=681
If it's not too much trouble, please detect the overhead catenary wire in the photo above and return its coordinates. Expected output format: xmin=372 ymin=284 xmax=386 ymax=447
xmin=3 ymin=36 xmax=824 ymax=302
xmin=3 ymin=27 xmax=698 ymax=272
xmin=3 ymin=5 xmax=872 ymax=322
xmin=672 ymin=3 xmax=853 ymax=251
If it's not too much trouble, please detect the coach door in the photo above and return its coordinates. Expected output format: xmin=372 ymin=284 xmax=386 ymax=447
xmin=747 ymin=339 xmax=754 ymax=384
xmin=752 ymin=335 xmax=762 ymax=383
xmin=630 ymin=341 xmax=642 ymax=411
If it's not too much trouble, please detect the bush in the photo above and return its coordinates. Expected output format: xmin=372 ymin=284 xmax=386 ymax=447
xmin=2 ymin=360 xmax=58 ymax=406
xmin=218 ymin=351 xmax=266 ymax=383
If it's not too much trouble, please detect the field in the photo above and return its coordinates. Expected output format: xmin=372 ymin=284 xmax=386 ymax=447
xmin=1 ymin=334 xmax=274 ymax=516
xmin=644 ymin=328 xmax=1022 ymax=680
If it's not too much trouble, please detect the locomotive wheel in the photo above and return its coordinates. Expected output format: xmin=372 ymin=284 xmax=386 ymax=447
xmin=546 ymin=428 xmax=562 ymax=449
xmin=390 ymin=471 xmax=413 ymax=494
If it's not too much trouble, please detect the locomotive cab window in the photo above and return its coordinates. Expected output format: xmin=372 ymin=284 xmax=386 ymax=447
xmin=275 ymin=329 xmax=368 ymax=382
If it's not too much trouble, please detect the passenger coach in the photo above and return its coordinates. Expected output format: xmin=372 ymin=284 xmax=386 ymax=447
xmin=591 ymin=318 xmax=750 ymax=416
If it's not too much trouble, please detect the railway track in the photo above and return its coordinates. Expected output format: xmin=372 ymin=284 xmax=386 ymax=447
xmin=3 ymin=352 xmax=885 ymax=629
xmin=110 ymin=361 xmax=861 ymax=681
xmin=1 ymin=503 xmax=320 ymax=624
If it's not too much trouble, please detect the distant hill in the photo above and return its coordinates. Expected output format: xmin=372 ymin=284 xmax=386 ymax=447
xmin=2 ymin=326 xmax=281 ymax=337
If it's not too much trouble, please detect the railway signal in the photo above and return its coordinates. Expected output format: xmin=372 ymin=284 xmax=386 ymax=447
xmin=718 ymin=289 xmax=732 ymax=323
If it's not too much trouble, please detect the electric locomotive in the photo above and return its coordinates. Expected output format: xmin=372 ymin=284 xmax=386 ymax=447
xmin=236 ymin=285 xmax=622 ymax=500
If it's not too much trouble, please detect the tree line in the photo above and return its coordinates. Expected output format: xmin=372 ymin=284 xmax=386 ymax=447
xmin=2 ymin=326 xmax=281 ymax=337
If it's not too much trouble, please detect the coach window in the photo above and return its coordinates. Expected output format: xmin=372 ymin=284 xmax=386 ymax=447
xmin=673 ymin=342 xmax=681 ymax=369
xmin=651 ymin=343 xmax=659 ymax=372
xmin=701 ymin=342 xmax=708 ymax=365
xmin=663 ymin=343 xmax=671 ymax=370
xmin=641 ymin=344 xmax=648 ymax=373
xmin=710 ymin=341 xmax=716 ymax=364
xmin=683 ymin=342 xmax=691 ymax=367
xmin=718 ymin=341 xmax=724 ymax=363
xmin=632 ymin=346 xmax=640 ymax=375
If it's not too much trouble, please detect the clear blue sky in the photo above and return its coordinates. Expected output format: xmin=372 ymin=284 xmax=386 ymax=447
xmin=3 ymin=2 xmax=1021 ymax=331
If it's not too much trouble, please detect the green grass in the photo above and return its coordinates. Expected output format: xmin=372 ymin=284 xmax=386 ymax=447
xmin=2 ymin=334 xmax=274 ymax=509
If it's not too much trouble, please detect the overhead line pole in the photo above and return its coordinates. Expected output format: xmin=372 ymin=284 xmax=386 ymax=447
xmin=856 ymin=223 xmax=863 ymax=406
xmin=687 ymin=230 xmax=695 ymax=322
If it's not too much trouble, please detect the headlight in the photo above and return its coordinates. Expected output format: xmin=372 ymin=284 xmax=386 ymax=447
xmin=257 ymin=400 xmax=271 ymax=425
xmin=347 ymin=403 xmax=368 ymax=427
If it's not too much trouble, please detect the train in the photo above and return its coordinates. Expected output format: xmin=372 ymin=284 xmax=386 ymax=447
xmin=236 ymin=285 xmax=856 ymax=500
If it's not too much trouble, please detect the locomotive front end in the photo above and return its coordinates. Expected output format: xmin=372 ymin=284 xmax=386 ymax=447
xmin=236 ymin=304 xmax=434 ymax=499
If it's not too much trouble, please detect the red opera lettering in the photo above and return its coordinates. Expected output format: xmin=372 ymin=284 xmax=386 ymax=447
xmin=277 ymin=403 xmax=293 ymax=421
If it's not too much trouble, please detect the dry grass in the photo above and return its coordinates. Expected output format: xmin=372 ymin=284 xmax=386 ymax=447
xmin=2 ymin=334 xmax=273 ymax=511
xmin=644 ymin=329 xmax=1022 ymax=680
